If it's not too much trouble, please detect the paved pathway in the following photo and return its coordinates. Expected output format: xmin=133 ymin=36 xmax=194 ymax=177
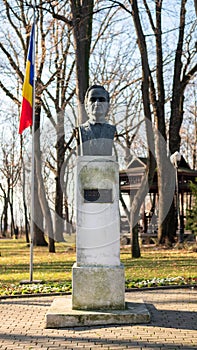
xmin=0 ymin=288 xmax=196 ymax=350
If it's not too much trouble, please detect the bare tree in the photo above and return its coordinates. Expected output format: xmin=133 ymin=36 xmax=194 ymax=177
xmin=180 ymin=86 xmax=197 ymax=169
xmin=0 ymin=129 xmax=21 ymax=237
xmin=41 ymin=16 xmax=75 ymax=242
xmin=0 ymin=0 xmax=56 ymax=249
xmin=45 ymin=0 xmax=93 ymax=124
xmin=110 ymin=0 xmax=197 ymax=246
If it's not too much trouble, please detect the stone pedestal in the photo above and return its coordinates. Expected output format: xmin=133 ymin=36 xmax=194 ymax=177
xmin=76 ymin=156 xmax=120 ymax=266
xmin=72 ymin=156 xmax=125 ymax=310
xmin=46 ymin=296 xmax=150 ymax=328
xmin=72 ymin=263 xmax=125 ymax=310
xmin=45 ymin=155 xmax=151 ymax=327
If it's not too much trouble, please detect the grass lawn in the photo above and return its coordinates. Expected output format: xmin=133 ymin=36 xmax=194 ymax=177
xmin=0 ymin=237 xmax=197 ymax=296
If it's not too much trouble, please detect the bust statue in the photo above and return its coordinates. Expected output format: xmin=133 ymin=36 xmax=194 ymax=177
xmin=78 ymin=85 xmax=116 ymax=156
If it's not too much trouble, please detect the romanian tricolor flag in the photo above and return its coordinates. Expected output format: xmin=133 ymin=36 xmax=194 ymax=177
xmin=19 ymin=24 xmax=35 ymax=134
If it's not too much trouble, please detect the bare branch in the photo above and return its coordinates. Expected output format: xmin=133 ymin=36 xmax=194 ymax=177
xmin=0 ymin=80 xmax=20 ymax=105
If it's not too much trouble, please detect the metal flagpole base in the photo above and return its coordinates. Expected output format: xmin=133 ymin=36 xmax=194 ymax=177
xmin=20 ymin=280 xmax=43 ymax=284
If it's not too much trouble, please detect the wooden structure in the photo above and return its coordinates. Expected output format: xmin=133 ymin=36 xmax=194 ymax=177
xmin=119 ymin=156 xmax=197 ymax=239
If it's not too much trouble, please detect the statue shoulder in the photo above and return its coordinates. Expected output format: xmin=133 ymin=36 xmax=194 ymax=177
xmin=105 ymin=123 xmax=116 ymax=134
xmin=106 ymin=123 xmax=116 ymax=130
xmin=80 ymin=121 xmax=90 ymax=129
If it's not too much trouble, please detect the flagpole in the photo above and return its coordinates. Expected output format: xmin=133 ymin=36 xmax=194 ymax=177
xmin=30 ymin=6 xmax=36 ymax=282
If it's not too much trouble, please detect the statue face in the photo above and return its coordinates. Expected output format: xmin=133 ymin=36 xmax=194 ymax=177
xmin=86 ymin=88 xmax=109 ymax=123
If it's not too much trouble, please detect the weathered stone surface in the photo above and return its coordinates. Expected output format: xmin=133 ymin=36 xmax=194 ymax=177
xmin=45 ymin=296 xmax=150 ymax=328
xmin=72 ymin=263 xmax=125 ymax=310
xmin=76 ymin=156 xmax=120 ymax=266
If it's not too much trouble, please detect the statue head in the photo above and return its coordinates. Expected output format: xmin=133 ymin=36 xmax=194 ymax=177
xmin=84 ymin=85 xmax=110 ymax=123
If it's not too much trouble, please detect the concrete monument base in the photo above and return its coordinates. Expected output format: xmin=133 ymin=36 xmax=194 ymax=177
xmin=45 ymin=296 xmax=150 ymax=328
xmin=72 ymin=263 xmax=125 ymax=310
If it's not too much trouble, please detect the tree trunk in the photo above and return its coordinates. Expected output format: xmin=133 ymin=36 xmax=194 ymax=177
xmin=23 ymin=199 xmax=30 ymax=244
xmin=148 ymin=1 xmax=176 ymax=244
xmin=132 ymin=224 xmax=140 ymax=258
xmin=70 ymin=0 xmax=93 ymax=123
xmin=34 ymin=110 xmax=55 ymax=253
xmin=130 ymin=154 xmax=155 ymax=258
xmin=35 ymin=151 xmax=56 ymax=252
xmin=33 ymin=103 xmax=48 ymax=247
xmin=132 ymin=0 xmax=179 ymax=245
xmin=22 ymin=161 xmax=29 ymax=244
xmin=169 ymin=0 xmax=187 ymax=154
xmin=159 ymin=200 xmax=177 ymax=245
xmin=0 ymin=185 xmax=8 ymax=236
xmin=65 ymin=196 xmax=72 ymax=234
xmin=33 ymin=174 xmax=48 ymax=247
xmin=119 ymin=191 xmax=130 ymax=222
xmin=157 ymin=157 xmax=176 ymax=244
xmin=2 ymin=200 xmax=8 ymax=237
xmin=9 ymin=199 xmax=15 ymax=237
xmin=131 ymin=0 xmax=156 ymax=257
xmin=55 ymin=110 xmax=65 ymax=242
xmin=163 ymin=0 xmax=192 ymax=242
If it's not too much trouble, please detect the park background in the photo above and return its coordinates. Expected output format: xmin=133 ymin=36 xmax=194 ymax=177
xmin=0 ymin=0 xmax=197 ymax=295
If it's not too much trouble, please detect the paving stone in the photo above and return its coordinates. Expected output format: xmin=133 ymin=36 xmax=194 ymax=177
xmin=0 ymin=288 xmax=196 ymax=349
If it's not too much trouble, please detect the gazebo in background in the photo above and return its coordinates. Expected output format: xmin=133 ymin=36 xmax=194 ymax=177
xmin=119 ymin=156 xmax=197 ymax=242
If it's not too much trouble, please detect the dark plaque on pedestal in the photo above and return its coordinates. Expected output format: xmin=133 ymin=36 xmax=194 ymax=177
xmin=84 ymin=189 xmax=112 ymax=203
